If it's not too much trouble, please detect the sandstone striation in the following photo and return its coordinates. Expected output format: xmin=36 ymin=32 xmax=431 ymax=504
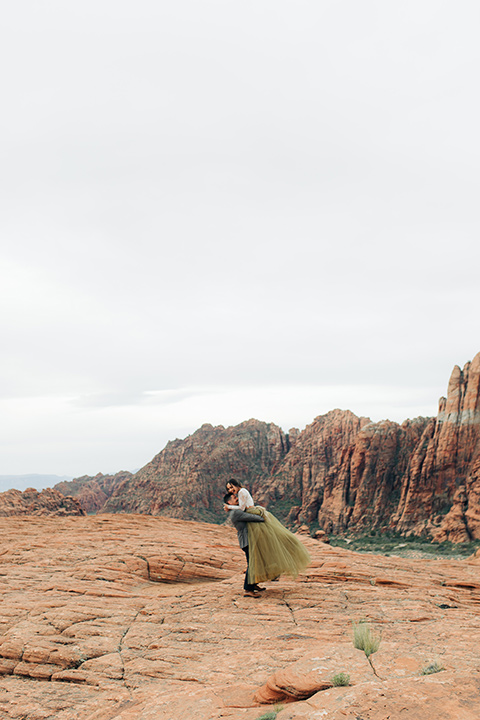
xmin=255 ymin=411 xmax=430 ymax=535
xmin=1 ymin=514 xmax=480 ymax=719
xmin=393 ymin=352 xmax=480 ymax=541
xmin=276 ymin=353 xmax=480 ymax=541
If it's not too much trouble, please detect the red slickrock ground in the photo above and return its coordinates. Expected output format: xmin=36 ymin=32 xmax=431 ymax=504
xmin=1 ymin=514 xmax=480 ymax=719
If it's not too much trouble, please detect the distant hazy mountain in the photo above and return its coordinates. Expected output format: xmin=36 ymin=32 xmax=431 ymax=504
xmin=0 ymin=475 xmax=73 ymax=493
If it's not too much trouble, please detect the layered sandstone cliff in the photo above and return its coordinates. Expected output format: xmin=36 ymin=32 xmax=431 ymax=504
xmin=54 ymin=472 xmax=133 ymax=514
xmin=393 ymin=352 xmax=480 ymax=541
xmin=53 ymin=353 xmax=480 ymax=541
xmin=259 ymin=411 xmax=430 ymax=535
xmin=98 ymin=420 xmax=289 ymax=522
xmin=266 ymin=353 xmax=480 ymax=540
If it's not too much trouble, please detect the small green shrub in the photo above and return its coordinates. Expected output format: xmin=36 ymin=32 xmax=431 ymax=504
xmin=353 ymin=620 xmax=382 ymax=678
xmin=421 ymin=661 xmax=445 ymax=675
xmin=329 ymin=533 xmax=480 ymax=558
xmin=257 ymin=703 xmax=284 ymax=720
xmin=332 ymin=672 xmax=350 ymax=686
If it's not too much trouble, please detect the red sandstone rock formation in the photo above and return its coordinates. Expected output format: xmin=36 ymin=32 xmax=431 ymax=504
xmin=99 ymin=419 xmax=289 ymax=521
xmin=253 ymin=410 xmax=430 ymax=536
xmin=268 ymin=354 xmax=480 ymax=541
xmin=52 ymin=354 xmax=480 ymax=542
xmin=394 ymin=352 xmax=480 ymax=541
xmin=52 ymin=421 xmax=291 ymax=521
xmin=0 ymin=487 xmax=85 ymax=516
xmin=54 ymin=472 xmax=133 ymax=514
xmin=255 ymin=409 xmax=371 ymax=521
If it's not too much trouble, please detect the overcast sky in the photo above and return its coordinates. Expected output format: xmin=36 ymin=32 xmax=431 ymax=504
xmin=1 ymin=1 xmax=479 ymax=483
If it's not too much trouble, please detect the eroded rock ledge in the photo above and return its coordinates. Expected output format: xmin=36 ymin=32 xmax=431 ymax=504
xmin=0 ymin=487 xmax=84 ymax=517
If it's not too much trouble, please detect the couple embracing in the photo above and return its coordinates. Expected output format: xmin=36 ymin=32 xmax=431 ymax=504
xmin=223 ymin=479 xmax=311 ymax=598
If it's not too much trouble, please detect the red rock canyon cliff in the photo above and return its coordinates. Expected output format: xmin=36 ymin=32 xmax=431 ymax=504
xmin=49 ymin=353 xmax=480 ymax=541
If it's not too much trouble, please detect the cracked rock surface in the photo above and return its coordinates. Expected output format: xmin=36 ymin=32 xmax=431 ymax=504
xmin=1 ymin=514 xmax=480 ymax=719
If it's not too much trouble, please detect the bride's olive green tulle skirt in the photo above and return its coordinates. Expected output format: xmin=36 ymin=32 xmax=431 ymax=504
xmin=246 ymin=507 xmax=311 ymax=584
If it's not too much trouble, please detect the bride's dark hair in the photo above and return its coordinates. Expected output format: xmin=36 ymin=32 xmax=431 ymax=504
xmin=225 ymin=478 xmax=243 ymax=491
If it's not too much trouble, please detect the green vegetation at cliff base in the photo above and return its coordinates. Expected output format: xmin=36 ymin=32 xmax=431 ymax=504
xmin=328 ymin=533 xmax=480 ymax=558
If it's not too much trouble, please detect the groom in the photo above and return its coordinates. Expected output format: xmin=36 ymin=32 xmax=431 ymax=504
xmin=224 ymin=492 xmax=265 ymax=598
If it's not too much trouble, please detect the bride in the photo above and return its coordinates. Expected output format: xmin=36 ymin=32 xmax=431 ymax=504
xmin=224 ymin=478 xmax=254 ymax=511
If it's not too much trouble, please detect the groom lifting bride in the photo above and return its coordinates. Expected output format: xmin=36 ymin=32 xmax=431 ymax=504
xmin=223 ymin=479 xmax=311 ymax=598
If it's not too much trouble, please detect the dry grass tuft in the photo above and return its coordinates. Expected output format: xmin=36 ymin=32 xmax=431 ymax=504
xmin=353 ymin=620 xmax=382 ymax=678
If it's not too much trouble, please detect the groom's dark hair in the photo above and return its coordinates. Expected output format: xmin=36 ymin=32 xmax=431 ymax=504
xmin=224 ymin=492 xmax=234 ymax=504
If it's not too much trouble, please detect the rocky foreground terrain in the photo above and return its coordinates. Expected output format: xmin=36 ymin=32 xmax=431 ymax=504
xmin=48 ymin=352 xmax=480 ymax=543
xmin=1 ymin=514 xmax=480 ymax=719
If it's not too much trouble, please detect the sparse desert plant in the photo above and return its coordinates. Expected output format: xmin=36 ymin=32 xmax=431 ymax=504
xmin=257 ymin=704 xmax=284 ymax=720
xmin=332 ymin=672 xmax=350 ymax=686
xmin=421 ymin=661 xmax=445 ymax=675
xmin=353 ymin=620 xmax=382 ymax=678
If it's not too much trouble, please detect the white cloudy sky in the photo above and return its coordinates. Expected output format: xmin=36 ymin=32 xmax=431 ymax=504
xmin=1 ymin=1 xmax=479 ymax=481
